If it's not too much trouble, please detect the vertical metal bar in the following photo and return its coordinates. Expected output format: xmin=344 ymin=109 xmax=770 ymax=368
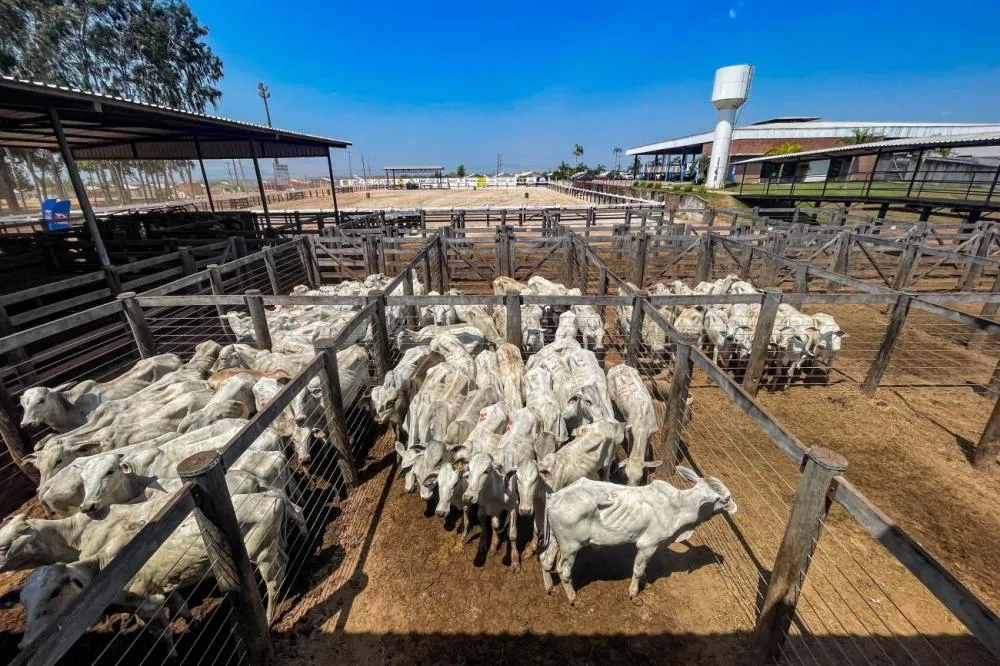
xmin=177 ymin=451 xmax=274 ymax=664
xmin=194 ymin=140 xmax=215 ymax=212
xmin=48 ymin=108 xmax=110 ymax=267
xmin=753 ymin=446 xmax=848 ymax=660
xmin=117 ymin=292 xmax=155 ymax=358
xmin=864 ymin=149 xmax=883 ymax=198
xmin=905 ymin=149 xmax=926 ymax=198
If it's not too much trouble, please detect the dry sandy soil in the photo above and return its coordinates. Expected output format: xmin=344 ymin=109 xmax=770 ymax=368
xmin=265 ymin=187 xmax=587 ymax=212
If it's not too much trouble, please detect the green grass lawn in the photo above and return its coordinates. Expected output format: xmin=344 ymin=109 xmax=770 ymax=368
xmin=728 ymin=179 xmax=994 ymax=203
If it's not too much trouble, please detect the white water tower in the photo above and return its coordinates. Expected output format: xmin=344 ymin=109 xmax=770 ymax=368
xmin=705 ymin=64 xmax=754 ymax=189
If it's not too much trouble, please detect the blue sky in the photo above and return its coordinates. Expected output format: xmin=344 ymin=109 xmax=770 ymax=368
xmin=187 ymin=0 xmax=1000 ymax=178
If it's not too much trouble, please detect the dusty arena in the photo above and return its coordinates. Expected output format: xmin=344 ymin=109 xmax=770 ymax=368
xmin=267 ymin=186 xmax=588 ymax=211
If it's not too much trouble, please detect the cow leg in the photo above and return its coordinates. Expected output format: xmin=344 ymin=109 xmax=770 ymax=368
xmin=629 ymin=545 xmax=656 ymax=598
xmin=477 ymin=507 xmax=490 ymax=555
xmin=539 ymin=542 xmax=558 ymax=593
xmin=255 ymin=541 xmax=288 ymax=623
xmin=558 ymin=549 xmax=578 ymax=604
xmin=460 ymin=504 xmax=471 ymax=540
xmin=509 ymin=510 xmax=520 ymax=572
xmin=492 ymin=514 xmax=504 ymax=553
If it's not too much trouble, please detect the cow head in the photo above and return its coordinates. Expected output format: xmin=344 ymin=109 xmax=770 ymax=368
xmin=0 ymin=514 xmax=51 ymax=572
xmin=676 ymin=465 xmax=737 ymax=517
xmin=20 ymin=388 xmax=56 ymax=428
xmin=463 ymin=452 xmax=511 ymax=504
xmin=432 ymin=460 xmax=466 ymax=518
xmin=79 ymin=453 xmax=130 ymax=514
xmin=514 ymin=458 xmax=539 ymax=516
xmin=370 ymin=385 xmax=399 ymax=424
xmin=19 ymin=561 xmax=98 ymax=650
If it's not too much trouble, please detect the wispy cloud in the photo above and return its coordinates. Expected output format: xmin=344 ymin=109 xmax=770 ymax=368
xmin=728 ymin=8 xmax=737 ymax=18
xmin=941 ymin=110 xmax=953 ymax=116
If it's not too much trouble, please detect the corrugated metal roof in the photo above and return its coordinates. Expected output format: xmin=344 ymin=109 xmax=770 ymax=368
xmin=626 ymin=120 xmax=1000 ymax=156
xmin=0 ymin=77 xmax=351 ymax=157
xmin=731 ymin=131 xmax=1000 ymax=165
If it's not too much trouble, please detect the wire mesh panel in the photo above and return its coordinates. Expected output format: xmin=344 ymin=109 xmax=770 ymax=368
xmin=270 ymin=245 xmax=309 ymax=295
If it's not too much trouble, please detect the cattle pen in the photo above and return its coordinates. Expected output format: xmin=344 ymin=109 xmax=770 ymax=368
xmin=0 ymin=205 xmax=999 ymax=665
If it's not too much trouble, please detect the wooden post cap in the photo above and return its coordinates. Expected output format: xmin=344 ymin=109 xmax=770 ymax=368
xmin=177 ymin=450 xmax=222 ymax=478
xmin=207 ymin=263 xmax=219 ymax=269
xmin=805 ymin=446 xmax=848 ymax=472
xmin=245 ymin=289 xmax=262 ymax=296
xmin=312 ymin=337 xmax=337 ymax=351
xmin=115 ymin=291 xmax=138 ymax=300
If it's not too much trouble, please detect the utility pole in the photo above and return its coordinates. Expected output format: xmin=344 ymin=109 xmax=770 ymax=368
xmin=347 ymin=148 xmax=353 ymax=179
xmin=257 ymin=82 xmax=280 ymax=179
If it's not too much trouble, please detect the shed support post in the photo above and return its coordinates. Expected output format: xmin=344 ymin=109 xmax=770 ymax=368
xmin=207 ymin=264 xmax=227 ymax=321
xmin=505 ymin=294 xmax=522 ymax=349
xmin=117 ymin=292 xmax=155 ymax=358
xmin=48 ymin=108 xmax=110 ymax=267
xmin=194 ymin=140 xmax=215 ymax=212
xmin=250 ymin=142 xmax=271 ymax=228
xmin=177 ymin=451 xmax=274 ymax=665
xmin=742 ymin=290 xmax=782 ymax=396
xmin=245 ymin=289 xmax=272 ymax=351
xmin=326 ymin=149 xmax=340 ymax=223
xmin=863 ymin=293 xmax=913 ymax=396
xmin=263 ymin=246 xmax=281 ymax=295
xmin=663 ymin=338 xmax=693 ymax=470
xmin=312 ymin=340 xmax=360 ymax=486
xmin=625 ymin=294 xmax=646 ymax=366
xmin=753 ymin=447 xmax=848 ymax=661
xmin=893 ymin=243 xmax=919 ymax=291
xmin=369 ymin=293 xmax=391 ymax=382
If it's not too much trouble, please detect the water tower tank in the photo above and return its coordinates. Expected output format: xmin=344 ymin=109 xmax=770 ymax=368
xmin=712 ymin=64 xmax=753 ymax=110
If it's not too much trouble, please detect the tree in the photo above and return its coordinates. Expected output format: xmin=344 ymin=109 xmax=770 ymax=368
xmin=764 ymin=142 xmax=803 ymax=156
xmin=0 ymin=0 xmax=224 ymax=211
xmin=456 ymin=164 xmax=466 ymax=178
xmin=573 ymin=144 xmax=584 ymax=166
xmin=936 ymin=147 xmax=953 ymax=158
xmin=842 ymin=128 xmax=879 ymax=145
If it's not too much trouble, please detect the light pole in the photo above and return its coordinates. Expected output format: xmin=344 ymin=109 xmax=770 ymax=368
xmin=257 ymin=82 xmax=280 ymax=182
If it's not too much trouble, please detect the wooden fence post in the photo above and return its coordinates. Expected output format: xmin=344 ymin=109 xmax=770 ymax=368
xmin=245 ymin=289 xmax=272 ymax=351
xmin=862 ymin=293 xmax=913 ymax=396
xmin=625 ymin=294 xmax=646 ymax=366
xmin=312 ymin=340 xmax=361 ymax=486
xmin=117 ymin=292 xmax=155 ymax=358
xmin=961 ymin=223 xmax=994 ymax=291
xmin=0 ymin=377 xmax=36 ymax=483
xmin=893 ymin=243 xmax=919 ymax=291
xmin=753 ymin=446 xmax=848 ymax=661
xmin=403 ymin=268 xmax=419 ymax=327
xmin=826 ymin=232 xmax=851 ymax=290
xmin=370 ymin=293 xmax=391 ymax=381
xmin=794 ymin=263 xmax=809 ymax=293
xmin=207 ymin=264 xmax=227 ymax=321
xmin=176 ymin=451 xmax=274 ymax=665
xmin=422 ymin=248 xmax=432 ymax=292
xmin=305 ymin=236 xmax=323 ymax=286
xmin=695 ymin=235 xmax=714 ymax=283
xmin=742 ymin=290 xmax=782 ymax=396
xmin=438 ymin=230 xmax=450 ymax=292
xmin=294 ymin=238 xmax=316 ymax=288
xmin=0 ymin=303 xmax=37 ymax=386
xmin=562 ymin=236 xmax=573 ymax=284
xmin=578 ymin=244 xmax=589 ymax=293
xmin=263 ymin=246 xmax=281 ymax=295
xmin=663 ymin=338 xmax=693 ymax=469
xmin=178 ymin=246 xmax=196 ymax=275
xmin=505 ymin=293 xmax=523 ymax=348
xmin=631 ymin=232 xmax=648 ymax=287
xmin=762 ymin=233 xmax=787 ymax=287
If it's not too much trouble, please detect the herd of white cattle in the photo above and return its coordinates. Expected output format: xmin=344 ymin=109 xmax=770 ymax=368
xmin=377 ymin=275 xmax=737 ymax=604
xmin=0 ymin=268 xmax=843 ymax=651
xmin=619 ymin=274 xmax=845 ymax=389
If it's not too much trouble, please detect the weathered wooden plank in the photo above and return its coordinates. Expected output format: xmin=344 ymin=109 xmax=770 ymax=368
xmin=0 ymin=301 xmax=123 ymax=356
xmin=8 ymin=288 xmax=114 ymax=327
xmin=120 ymin=266 xmax=185 ymax=293
xmin=0 ymin=271 xmax=107 ymax=306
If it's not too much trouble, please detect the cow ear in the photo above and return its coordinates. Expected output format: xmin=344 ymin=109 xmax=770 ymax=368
xmin=423 ymin=472 xmax=439 ymax=487
xmin=835 ymin=330 xmax=847 ymax=337
xmin=493 ymin=463 xmax=505 ymax=476
xmin=644 ymin=460 xmax=664 ymax=469
xmin=394 ymin=441 xmax=406 ymax=458
xmin=120 ymin=461 xmax=134 ymax=475
xmin=675 ymin=465 xmax=700 ymax=483
xmin=615 ymin=460 xmax=627 ymax=469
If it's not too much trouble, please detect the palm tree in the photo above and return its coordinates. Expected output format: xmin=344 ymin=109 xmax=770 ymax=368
xmin=764 ymin=142 xmax=804 ymax=156
xmin=613 ymin=146 xmax=623 ymax=173
xmin=842 ymin=128 xmax=878 ymax=145
xmin=573 ymin=144 xmax=584 ymax=167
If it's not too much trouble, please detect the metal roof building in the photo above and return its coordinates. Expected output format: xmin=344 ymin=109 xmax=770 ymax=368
xmin=0 ymin=77 xmax=352 ymax=264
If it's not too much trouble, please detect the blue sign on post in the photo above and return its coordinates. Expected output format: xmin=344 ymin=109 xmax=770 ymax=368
xmin=41 ymin=199 xmax=71 ymax=231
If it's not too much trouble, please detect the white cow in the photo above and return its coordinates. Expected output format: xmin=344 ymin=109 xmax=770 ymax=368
xmin=462 ymin=451 xmax=520 ymax=569
xmin=540 ymin=467 xmax=736 ymax=603
xmin=495 ymin=343 xmax=525 ymax=410
xmin=523 ymin=366 xmax=566 ymax=442
xmin=562 ymin=348 xmax=614 ymax=434
xmin=555 ymin=310 xmax=577 ymax=341
xmin=536 ymin=419 xmax=625 ymax=492
xmin=20 ymin=354 xmax=183 ymax=432
xmin=571 ymin=304 xmax=604 ymax=351
xmin=607 ymin=364 xmax=663 ymax=486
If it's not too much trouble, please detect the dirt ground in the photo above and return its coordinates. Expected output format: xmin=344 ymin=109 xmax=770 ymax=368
xmin=265 ymin=187 xmax=587 ymax=212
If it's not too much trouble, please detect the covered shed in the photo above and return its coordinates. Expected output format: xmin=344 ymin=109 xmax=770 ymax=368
xmin=0 ymin=77 xmax=351 ymax=265
xmin=383 ymin=165 xmax=446 ymax=189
